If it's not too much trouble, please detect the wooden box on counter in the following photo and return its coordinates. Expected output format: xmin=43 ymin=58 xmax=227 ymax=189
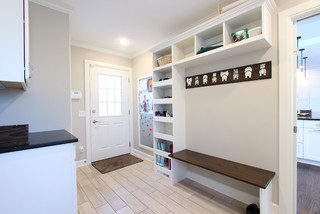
xmin=0 ymin=125 xmax=29 ymax=148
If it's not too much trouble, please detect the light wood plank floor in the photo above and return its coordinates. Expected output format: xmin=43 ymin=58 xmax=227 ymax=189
xmin=77 ymin=160 xmax=247 ymax=214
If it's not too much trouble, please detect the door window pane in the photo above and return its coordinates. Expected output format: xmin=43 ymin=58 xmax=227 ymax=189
xmin=99 ymin=75 xmax=107 ymax=88
xmin=108 ymin=103 xmax=115 ymax=116
xmin=98 ymin=74 xmax=123 ymax=116
xmin=115 ymin=90 xmax=121 ymax=102
xmin=107 ymin=75 xmax=115 ymax=89
xmin=99 ymin=89 xmax=107 ymax=102
xmin=107 ymin=89 xmax=115 ymax=102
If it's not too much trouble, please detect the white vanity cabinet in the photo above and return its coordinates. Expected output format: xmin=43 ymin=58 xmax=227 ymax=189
xmin=0 ymin=0 xmax=29 ymax=90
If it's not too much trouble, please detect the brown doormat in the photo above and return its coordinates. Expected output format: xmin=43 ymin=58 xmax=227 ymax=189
xmin=92 ymin=153 xmax=143 ymax=174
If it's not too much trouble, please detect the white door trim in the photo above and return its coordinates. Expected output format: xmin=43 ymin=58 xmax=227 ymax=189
xmin=84 ymin=60 xmax=133 ymax=164
xmin=278 ymin=2 xmax=320 ymax=214
xmin=137 ymin=74 xmax=154 ymax=152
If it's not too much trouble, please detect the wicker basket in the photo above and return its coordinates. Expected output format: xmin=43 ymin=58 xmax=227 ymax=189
xmin=157 ymin=54 xmax=172 ymax=67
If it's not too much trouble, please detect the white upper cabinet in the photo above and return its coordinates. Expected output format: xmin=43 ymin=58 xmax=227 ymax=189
xmin=0 ymin=0 xmax=29 ymax=90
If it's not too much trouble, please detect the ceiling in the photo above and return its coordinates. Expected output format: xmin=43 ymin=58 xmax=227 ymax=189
xmin=53 ymin=0 xmax=236 ymax=58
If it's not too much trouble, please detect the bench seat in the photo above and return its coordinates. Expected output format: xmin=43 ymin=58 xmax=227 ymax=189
xmin=168 ymin=149 xmax=275 ymax=189
xmin=169 ymin=149 xmax=276 ymax=214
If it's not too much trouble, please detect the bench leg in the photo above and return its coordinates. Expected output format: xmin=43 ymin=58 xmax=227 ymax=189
xmin=259 ymin=181 xmax=272 ymax=214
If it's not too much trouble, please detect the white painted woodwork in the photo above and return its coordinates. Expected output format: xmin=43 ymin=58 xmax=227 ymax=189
xmin=279 ymin=1 xmax=320 ymax=213
xmin=90 ymin=65 xmax=129 ymax=162
xmin=297 ymin=143 xmax=304 ymax=159
xmin=153 ymin=79 xmax=173 ymax=89
xmin=259 ymin=181 xmax=272 ymax=214
xmin=151 ymin=0 xmax=276 ymax=211
xmin=0 ymin=0 xmax=29 ymax=89
xmin=297 ymin=121 xmax=304 ymax=158
xmin=0 ymin=144 xmax=77 ymax=214
xmin=153 ymin=116 xmax=173 ymax=123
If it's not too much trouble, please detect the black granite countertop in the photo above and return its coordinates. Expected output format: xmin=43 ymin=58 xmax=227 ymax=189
xmin=0 ymin=129 xmax=78 ymax=154
xmin=298 ymin=112 xmax=320 ymax=121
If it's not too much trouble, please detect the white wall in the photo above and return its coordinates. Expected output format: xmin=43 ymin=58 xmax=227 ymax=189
xmin=70 ymin=46 xmax=132 ymax=161
xmin=132 ymin=52 xmax=154 ymax=157
xmin=70 ymin=49 xmax=154 ymax=161
xmin=0 ymin=3 xmax=71 ymax=133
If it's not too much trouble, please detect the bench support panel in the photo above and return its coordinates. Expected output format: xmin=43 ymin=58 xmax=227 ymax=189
xmin=171 ymin=159 xmax=187 ymax=184
xmin=259 ymin=181 xmax=273 ymax=214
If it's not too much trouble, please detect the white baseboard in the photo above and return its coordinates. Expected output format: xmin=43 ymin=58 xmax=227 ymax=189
xmin=272 ymin=203 xmax=279 ymax=214
xmin=76 ymin=159 xmax=88 ymax=168
xmin=131 ymin=149 xmax=154 ymax=162
xmin=298 ymin=158 xmax=320 ymax=167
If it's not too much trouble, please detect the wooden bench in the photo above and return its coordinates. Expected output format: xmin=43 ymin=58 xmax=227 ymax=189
xmin=169 ymin=149 xmax=275 ymax=214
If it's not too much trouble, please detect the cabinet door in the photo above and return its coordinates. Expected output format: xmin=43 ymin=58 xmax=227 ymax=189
xmin=297 ymin=127 xmax=303 ymax=143
xmin=0 ymin=0 xmax=26 ymax=83
xmin=304 ymin=128 xmax=320 ymax=162
xmin=297 ymin=143 xmax=303 ymax=159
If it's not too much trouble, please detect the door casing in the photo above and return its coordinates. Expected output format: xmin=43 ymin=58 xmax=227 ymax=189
xmin=278 ymin=1 xmax=320 ymax=214
xmin=84 ymin=60 xmax=133 ymax=164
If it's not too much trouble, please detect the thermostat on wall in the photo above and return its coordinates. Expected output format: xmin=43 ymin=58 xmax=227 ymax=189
xmin=71 ymin=91 xmax=82 ymax=100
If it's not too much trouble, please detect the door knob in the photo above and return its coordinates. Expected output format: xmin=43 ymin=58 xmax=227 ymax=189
xmin=92 ymin=120 xmax=101 ymax=124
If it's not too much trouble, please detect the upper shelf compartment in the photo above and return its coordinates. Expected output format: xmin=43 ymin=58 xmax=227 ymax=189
xmin=195 ymin=23 xmax=224 ymax=56
xmin=224 ymin=7 xmax=262 ymax=46
xmin=153 ymin=46 xmax=172 ymax=69
xmin=172 ymin=37 xmax=195 ymax=62
xmin=150 ymin=0 xmax=276 ymax=69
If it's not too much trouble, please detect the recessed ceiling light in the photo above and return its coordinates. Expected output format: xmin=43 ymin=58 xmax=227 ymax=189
xmin=120 ymin=38 xmax=129 ymax=46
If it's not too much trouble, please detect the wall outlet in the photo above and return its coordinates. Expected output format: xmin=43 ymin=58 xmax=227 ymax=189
xmin=79 ymin=146 xmax=84 ymax=153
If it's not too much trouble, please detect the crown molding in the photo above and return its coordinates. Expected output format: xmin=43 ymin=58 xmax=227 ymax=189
xmin=30 ymin=0 xmax=73 ymax=15
xmin=71 ymin=41 xmax=132 ymax=59
xmin=132 ymin=46 xmax=152 ymax=58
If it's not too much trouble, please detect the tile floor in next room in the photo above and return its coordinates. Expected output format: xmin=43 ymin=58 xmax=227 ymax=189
xmin=77 ymin=160 xmax=247 ymax=214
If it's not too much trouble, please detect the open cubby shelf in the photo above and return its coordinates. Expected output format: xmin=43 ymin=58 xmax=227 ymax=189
xmin=153 ymin=79 xmax=173 ymax=89
xmin=152 ymin=2 xmax=273 ymax=71
xmin=153 ymin=116 xmax=173 ymax=123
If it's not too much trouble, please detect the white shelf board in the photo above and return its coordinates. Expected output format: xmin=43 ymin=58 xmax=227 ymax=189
xmin=174 ymin=35 xmax=270 ymax=68
xmin=153 ymin=63 xmax=172 ymax=72
xmin=153 ymin=79 xmax=173 ymax=89
xmin=154 ymin=164 xmax=171 ymax=176
xmin=154 ymin=149 xmax=171 ymax=158
xmin=154 ymin=132 xmax=174 ymax=141
xmin=153 ymin=116 xmax=173 ymax=123
xmin=153 ymin=98 xmax=173 ymax=104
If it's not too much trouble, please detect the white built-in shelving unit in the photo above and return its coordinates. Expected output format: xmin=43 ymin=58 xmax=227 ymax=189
xmin=151 ymin=0 xmax=276 ymax=181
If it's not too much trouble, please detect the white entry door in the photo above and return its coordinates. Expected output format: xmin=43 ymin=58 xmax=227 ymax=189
xmin=90 ymin=65 xmax=130 ymax=162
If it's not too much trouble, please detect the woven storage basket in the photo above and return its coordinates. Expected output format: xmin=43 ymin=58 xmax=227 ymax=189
xmin=157 ymin=54 xmax=172 ymax=67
